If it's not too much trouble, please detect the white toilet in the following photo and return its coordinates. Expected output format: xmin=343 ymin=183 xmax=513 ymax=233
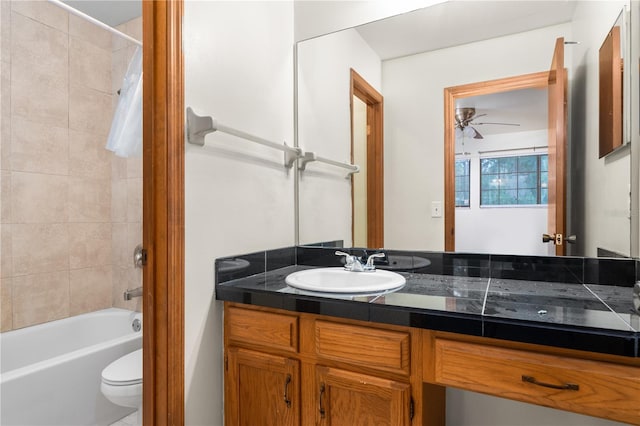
xmin=101 ymin=349 xmax=143 ymax=425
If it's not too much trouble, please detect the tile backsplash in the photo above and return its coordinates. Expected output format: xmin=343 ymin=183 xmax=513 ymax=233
xmin=0 ymin=1 xmax=141 ymax=331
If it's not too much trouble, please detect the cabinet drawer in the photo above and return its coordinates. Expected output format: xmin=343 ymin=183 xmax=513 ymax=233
xmin=226 ymin=307 xmax=298 ymax=353
xmin=434 ymin=339 xmax=640 ymax=424
xmin=315 ymin=320 xmax=410 ymax=376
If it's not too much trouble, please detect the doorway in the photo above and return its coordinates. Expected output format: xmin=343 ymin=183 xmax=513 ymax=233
xmin=444 ymin=71 xmax=551 ymax=253
xmin=350 ymin=69 xmax=384 ymax=248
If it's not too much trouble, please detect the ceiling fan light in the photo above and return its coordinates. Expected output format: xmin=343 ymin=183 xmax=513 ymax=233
xmin=463 ymin=126 xmax=476 ymax=138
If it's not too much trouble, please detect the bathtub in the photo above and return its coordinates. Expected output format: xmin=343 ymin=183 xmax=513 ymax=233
xmin=1 ymin=308 xmax=142 ymax=426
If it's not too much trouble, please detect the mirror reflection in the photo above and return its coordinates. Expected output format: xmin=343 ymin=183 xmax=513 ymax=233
xmin=296 ymin=0 xmax=632 ymax=258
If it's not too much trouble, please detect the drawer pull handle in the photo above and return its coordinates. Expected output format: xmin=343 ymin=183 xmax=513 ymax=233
xmin=522 ymin=375 xmax=579 ymax=391
xmin=319 ymin=383 xmax=326 ymax=418
xmin=283 ymin=374 xmax=292 ymax=408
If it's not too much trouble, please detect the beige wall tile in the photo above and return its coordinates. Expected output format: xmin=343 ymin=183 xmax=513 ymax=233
xmin=10 ymin=11 xmax=68 ymax=126
xmin=68 ymin=177 xmax=110 ymax=222
xmin=11 ymin=117 xmax=68 ymax=174
xmin=12 ymin=223 xmax=69 ymax=275
xmin=69 ymin=266 xmax=111 ymax=315
xmin=111 ymin=179 xmax=127 ymax=223
xmin=11 ymin=11 xmax=68 ymax=73
xmin=1 ymin=1 xmax=10 ymax=65
xmin=1 ymin=59 xmax=10 ymax=171
xmin=70 ymin=37 xmax=111 ymax=93
xmin=69 ymin=14 xmax=111 ymax=50
xmin=1 ymin=224 xmax=11 ymax=278
xmin=127 ymin=222 xmax=142 ymax=256
xmin=69 ymin=129 xmax=110 ymax=178
xmin=112 ymin=265 xmax=142 ymax=311
xmin=126 ymin=177 xmax=142 ymax=222
xmin=113 ymin=17 xmax=142 ymax=52
xmin=0 ymin=277 xmax=12 ymax=331
xmin=11 ymin=1 xmax=68 ymax=33
xmin=11 ymin=171 xmax=67 ymax=223
xmin=13 ymin=270 xmax=69 ymax=329
xmin=126 ymin=157 xmax=142 ymax=179
xmin=69 ymin=85 xmax=112 ymax=136
xmin=111 ymin=155 xmax=127 ymax=180
xmin=11 ymin=65 xmax=68 ymax=127
xmin=124 ymin=18 xmax=143 ymax=42
xmin=69 ymin=223 xmax=111 ymax=269
xmin=111 ymin=223 xmax=128 ymax=267
xmin=1 ymin=170 xmax=10 ymax=223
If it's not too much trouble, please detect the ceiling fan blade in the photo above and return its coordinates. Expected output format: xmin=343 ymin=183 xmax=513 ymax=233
xmin=472 ymin=122 xmax=521 ymax=126
xmin=471 ymin=127 xmax=483 ymax=139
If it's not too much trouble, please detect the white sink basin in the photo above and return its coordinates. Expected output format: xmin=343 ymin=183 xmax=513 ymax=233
xmin=285 ymin=267 xmax=406 ymax=293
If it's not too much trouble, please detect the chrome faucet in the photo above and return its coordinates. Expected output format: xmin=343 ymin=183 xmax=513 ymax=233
xmin=124 ymin=286 xmax=143 ymax=301
xmin=335 ymin=251 xmax=386 ymax=272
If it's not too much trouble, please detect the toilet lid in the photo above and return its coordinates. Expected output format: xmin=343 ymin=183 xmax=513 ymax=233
xmin=102 ymin=349 xmax=142 ymax=386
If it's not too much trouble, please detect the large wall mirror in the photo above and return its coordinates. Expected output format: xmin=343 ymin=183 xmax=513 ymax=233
xmin=296 ymin=0 xmax=633 ymax=258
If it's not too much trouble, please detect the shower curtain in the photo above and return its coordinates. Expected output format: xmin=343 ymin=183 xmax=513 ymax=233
xmin=106 ymin=46 xmax=142 ymax=157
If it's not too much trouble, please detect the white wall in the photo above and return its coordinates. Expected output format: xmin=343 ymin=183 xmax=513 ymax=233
xmin=456 ymin=130 xmax=550 ymax=256
xmin=297 ymin=28 xmax=381 ymax=246
xmin=383 ymin=23 xmax=571 ymax=250
xmin=183 ymin=2 xmax=294 ymax=424
xmin=569 ymin=0 xmax=630 ymax=257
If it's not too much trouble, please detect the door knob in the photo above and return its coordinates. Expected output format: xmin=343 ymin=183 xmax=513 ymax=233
xmin=542 ymin=233 xmax=564 ymax=245
xmin=565 ymin=235 xmax=577 ymax=244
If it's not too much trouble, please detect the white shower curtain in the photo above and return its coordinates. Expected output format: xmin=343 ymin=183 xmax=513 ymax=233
xmin=106 ymin=46 xmax=142 ymax=157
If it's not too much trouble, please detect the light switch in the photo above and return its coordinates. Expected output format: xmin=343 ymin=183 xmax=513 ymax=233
xmin=431 ymin=201 xmax=442 ymax=218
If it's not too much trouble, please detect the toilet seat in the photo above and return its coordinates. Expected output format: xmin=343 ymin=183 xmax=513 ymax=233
xmin=102 ymin=349 xmax=142 ymax=386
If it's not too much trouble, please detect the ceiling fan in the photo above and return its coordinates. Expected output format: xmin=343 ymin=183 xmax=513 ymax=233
xmin=455 ymin=107 xmax=520 ymax=140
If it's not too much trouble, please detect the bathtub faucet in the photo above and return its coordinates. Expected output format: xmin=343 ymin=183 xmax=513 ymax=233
xmin=123 ymin=287 xmax=143 ymax=301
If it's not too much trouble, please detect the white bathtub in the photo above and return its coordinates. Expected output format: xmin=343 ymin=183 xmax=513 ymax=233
xmin=0 ymin=308 xmax=142 ymax=426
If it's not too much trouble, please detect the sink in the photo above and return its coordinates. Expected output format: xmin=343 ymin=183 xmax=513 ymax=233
xmin=285 ymin=267 xmax=406 ymax=293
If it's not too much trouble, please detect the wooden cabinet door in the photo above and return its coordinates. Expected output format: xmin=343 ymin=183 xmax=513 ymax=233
xmin=315 ymin=365 xmax=411 ymax=426
xmin=226 ymin=347 xmax=300 ymax=426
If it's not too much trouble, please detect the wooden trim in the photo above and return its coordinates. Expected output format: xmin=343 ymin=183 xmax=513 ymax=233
xmin=350 ymin=69 xmax=384 ymax=248
xmin=142 ymin=1 xmax=184 ymax=425
xmin=443 ymin=71 xmax=549 ymax=251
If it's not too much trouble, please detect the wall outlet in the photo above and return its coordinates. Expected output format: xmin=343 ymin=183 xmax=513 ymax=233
xmin=431 ymin=201 xmax=442 ymax=218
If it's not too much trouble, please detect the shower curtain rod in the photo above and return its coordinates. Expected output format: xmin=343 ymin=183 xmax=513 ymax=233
xmin=47 ymin=0 xmax=142 ymax=46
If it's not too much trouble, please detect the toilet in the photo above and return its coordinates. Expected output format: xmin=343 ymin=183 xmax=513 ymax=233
xmin=101 ymin=349 xmax=143 ymax=425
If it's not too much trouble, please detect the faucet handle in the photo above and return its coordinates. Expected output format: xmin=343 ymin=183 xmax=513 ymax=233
xmin=365 ymin=253 xmax=386 ymax=269
xmin=335 ymin=251 xmax=354 ymax=266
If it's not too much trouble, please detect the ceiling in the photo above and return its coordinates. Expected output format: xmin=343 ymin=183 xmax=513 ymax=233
xmin=356 ymin=1 xmax=577 ymax=61
xmin=351 ymin=1 xmax=567 ymax=138
xmin=62 ymin=0 xmax=141 ymax=26
xmin=456 ymin=87 xmax=548 ymax=137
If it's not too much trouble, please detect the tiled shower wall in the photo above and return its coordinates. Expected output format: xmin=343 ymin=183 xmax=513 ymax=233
xmin=0 ymin=1 xmax=142 ymax=331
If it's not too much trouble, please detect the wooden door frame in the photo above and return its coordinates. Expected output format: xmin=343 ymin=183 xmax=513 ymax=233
xmin=443 ymin=72 xmax=549 ymax=251
xmin=350 ymin=69 xmax=384 ymax=248
xmin=142 ymin=1 xmax=184 ymax=424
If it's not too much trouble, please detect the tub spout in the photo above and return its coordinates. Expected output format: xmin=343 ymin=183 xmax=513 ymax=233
xmin=124 ymin=286 xmax=143 ymax=301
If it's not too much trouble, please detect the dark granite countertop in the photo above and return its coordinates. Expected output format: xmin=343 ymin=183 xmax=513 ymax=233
xmin=215 ymin=246 xmax=640 ymax=358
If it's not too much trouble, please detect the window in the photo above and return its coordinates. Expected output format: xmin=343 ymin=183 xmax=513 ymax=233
xmin=455 ymin=159 xmax=470 ymax=207
xmin=480 ymin=154 xmax=548 ymax=206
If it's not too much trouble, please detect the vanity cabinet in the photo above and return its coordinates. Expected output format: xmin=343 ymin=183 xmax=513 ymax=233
xmin=224 ymin=302 xmax=640 ymax=425
xmin=223 ymin=303 xmax=429 ymax=426
xmin=423 ymin=331 xmax=640 ymax=425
